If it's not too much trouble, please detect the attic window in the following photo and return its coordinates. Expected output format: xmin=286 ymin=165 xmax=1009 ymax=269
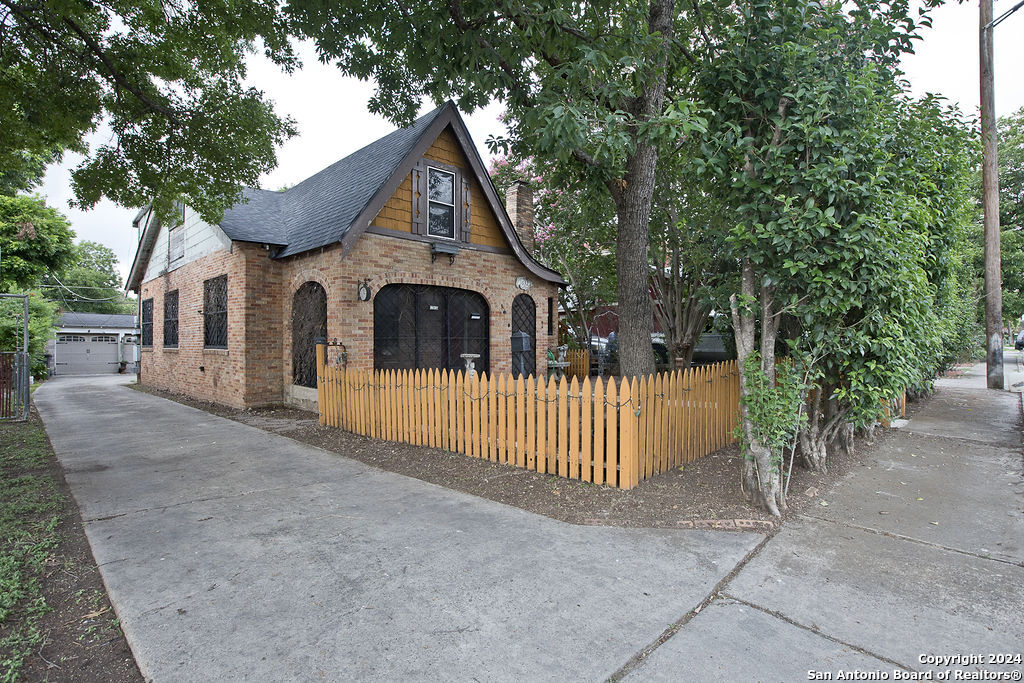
xmin=427 ymin=167 xmax=456 ymax=239
xmin=169 ymin=200 xmax=185 ymax=262
xmin=169 ymin=225 xmax=184 ymax=262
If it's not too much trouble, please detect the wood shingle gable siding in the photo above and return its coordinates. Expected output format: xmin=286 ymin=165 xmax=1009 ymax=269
xmin=372 ymin=128 xmax=509 ymax=251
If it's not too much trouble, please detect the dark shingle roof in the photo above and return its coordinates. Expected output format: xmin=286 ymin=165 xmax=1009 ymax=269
xmin=218 ymin=105 xmax=447 ymax=258
xmin=59 ymin=313 xmax=138 ymax=329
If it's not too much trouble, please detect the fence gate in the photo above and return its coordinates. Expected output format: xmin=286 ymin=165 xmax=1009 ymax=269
xmin=0 ymin=352 xmax=29 ymax=421
xmin=0 ymin=294 xmax=31 ymax=421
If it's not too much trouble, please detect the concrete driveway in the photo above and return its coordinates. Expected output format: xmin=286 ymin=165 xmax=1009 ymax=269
xmin=34 ymin=376 xmax=762 ymax=682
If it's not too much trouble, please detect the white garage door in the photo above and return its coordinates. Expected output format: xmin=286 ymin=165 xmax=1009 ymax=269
xmin=55 ymin=335 xmax=122 ymax=375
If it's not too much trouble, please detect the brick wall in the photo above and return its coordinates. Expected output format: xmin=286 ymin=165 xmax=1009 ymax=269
xmin=280 ymin=233 xmax=558 ymax=381
xmin=140 ymin=233 xmax=557 ymax=409
xmin=139 ymin=244 xmax=285 ymax=408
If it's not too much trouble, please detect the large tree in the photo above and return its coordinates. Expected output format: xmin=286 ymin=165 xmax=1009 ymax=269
xmin=693 ymin=0 xmax=970 ymax=514
xmin=0 ymin=195 xmax=76 ymax=292
xmin=1 ymin=0 xmax=297 ymax=221
xmin=287 ymin=0 xmax=710 ymax=376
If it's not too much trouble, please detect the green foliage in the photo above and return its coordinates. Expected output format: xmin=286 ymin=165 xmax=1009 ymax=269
xmin=999 ymin=107 xmax=1024 ymax=233
xmin=736 ymin=354 xmax=808 ymax=463
xmin=0 ymin=195 xmax=76 ymax=292
xmin=42 ymin=241 xmax=135 ymax=315
xmin=288 ymin=0 xmax=705 ymax=175
xmin=649 ymin=149 xmax=736 ymax=361
xmin=693 ymin=0 xmax=976 ymax=429
xmin=0 ymin=151 xmax=57 ymax=197
xmin=1 ymin=0 xmax=298 ymax=223
xmin=994 ymin=108 xmax=1024 ymax=326
xmin=0 ymin=293 xmax=59 ymax=378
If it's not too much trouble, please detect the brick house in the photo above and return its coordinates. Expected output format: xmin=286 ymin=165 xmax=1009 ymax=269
xmin=126 ymin=103 xmax=564 ymax=410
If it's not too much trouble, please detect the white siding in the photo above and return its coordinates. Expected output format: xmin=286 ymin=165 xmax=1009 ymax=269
xmin=143 ymin=207 xmax=232 ymax=282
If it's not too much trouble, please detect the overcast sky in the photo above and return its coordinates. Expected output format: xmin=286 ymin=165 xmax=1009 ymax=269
xmin=38 ymin=0 xmax=1024 ymax=284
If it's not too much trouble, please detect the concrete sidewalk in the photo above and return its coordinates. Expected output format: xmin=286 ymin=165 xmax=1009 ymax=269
xmin=34 ymin=375 xmax=762 ymax=682
xmin=628 ymin=356 xmax=1024 ymax=681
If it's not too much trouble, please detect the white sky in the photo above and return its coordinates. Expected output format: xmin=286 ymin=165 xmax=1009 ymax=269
xmin=38 ymin=1 xmax=1024 ymax=285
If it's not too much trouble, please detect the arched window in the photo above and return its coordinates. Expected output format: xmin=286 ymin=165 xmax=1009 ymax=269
xmin=292 ymin=282 xmax=327 ymax=388
xmin=511 ymin=294 xmax=536 ymax=378
xmin=374 ymin=284 xmax=489 ymax=373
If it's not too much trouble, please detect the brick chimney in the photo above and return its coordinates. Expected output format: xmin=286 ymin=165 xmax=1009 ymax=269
xmin=505 ymin=181 xmax=535 ymax=253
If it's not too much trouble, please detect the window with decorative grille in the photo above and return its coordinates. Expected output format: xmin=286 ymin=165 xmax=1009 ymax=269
xmin=374 ymin=284 xmax=488 ymax=373
xmin=141 ymin=299 xmax=153 ymax=346
xmin=511 ymin=294 xmax=536 ymax=378
xmin=163 ymin=290 xmax=179 ymax=347
xmin=203 ymin=275 xmax=227 ymax=348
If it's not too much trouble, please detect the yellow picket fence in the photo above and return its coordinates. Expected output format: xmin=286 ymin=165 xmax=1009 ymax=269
xmin=316 ymin=346 xmax=739 ymax=490
xmin=565 ymin=349 xmax=590 ymax=379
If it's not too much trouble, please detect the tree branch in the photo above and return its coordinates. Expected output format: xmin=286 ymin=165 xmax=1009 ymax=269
xmin=60 ymin=16 xmax=183 ymax=127
xmin=446 ymin=0 xmax=535 ymax=106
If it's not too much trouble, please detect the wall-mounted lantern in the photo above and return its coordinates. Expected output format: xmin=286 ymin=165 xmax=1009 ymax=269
xmin=430 ymin=242 xmax=459 ymax=265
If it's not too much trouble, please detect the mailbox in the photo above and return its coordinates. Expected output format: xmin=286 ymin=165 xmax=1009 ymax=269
xmin=511 ymin=331 xmax=531 ymax=353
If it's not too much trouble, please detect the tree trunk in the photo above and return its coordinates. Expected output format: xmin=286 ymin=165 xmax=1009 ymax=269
xmin=799 ymin=387 xmax=828 ymax=472
xmin=798 ymin=384 xmax=851 ymax=473
xmin=649 ymin=248 xmax=711 ymax=370
xmin=609 ymin=0 xmax=673 ymax=378
xmin=730 ymin=259 xmax=785 ymax=516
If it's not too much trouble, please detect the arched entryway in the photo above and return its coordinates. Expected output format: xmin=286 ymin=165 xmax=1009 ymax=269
xmin=511 ymin=294 xmax=536 ymax=378
xmin=292 ymin=282 xmax=327 ymax=387
xmin=374 ymin=284 xmax=489 ymax=373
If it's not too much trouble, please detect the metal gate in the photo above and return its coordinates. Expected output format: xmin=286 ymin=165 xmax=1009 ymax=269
xmin=373 ymin=284 xmax=489 ymax=373
xmin=0 ymin=352 xmax=29 ymax=420
xmin=0 ymin=294 xmax=29 ymax=421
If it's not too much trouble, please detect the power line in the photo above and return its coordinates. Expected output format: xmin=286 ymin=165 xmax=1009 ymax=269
xmin=985 ymin=0 xmax=1024 ymax=29
xmin=36 ymin=283 xmax=131 ymax=292
xmin=42 ymin=272 xmax=134 ymax=302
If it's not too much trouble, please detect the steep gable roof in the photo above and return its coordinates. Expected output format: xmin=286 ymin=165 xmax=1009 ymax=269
xmin=128 ymin=102 xmax=564 ymax=289
xmin=220 ymin=105 xmax=447 ymax=257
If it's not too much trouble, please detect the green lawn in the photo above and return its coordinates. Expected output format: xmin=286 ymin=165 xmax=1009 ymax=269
xmin=0 ymin=416 xmax=63 ymax=682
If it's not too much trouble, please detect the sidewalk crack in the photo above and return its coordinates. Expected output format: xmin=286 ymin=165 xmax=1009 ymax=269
xmin=719 ymin=593 xmax=913 ymax=671
xmin=606 ymin=531 xmax=776 ymax=682
xmin=797 ymin=513 xmax=1024 ymax=568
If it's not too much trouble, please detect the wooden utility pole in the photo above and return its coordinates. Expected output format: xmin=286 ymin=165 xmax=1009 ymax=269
xmin=981 ymin=0 xmax=1003 ymax=389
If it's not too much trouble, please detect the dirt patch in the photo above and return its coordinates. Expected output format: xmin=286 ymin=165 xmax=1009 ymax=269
xmin=939 ymin=362 xmax=977 ymax=379
xmin=0 ymin=408 xmax=141 ymax=683
xmin=128 ymin=383 xmax=917 ymax=529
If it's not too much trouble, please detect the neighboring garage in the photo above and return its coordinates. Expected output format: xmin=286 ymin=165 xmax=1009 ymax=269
xmin=47 ymin=312 xmax=139 ymax=376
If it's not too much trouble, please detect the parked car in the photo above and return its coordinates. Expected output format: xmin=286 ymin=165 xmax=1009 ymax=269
xmin=1015 ymin=330 xmax=1024 ymax=350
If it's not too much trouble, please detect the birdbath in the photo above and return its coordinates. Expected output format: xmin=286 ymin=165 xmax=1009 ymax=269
xmin=460 ymin=353 xmax=481 ymax=377
xmin=548 ymin=345 xmax=571 ymax=380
